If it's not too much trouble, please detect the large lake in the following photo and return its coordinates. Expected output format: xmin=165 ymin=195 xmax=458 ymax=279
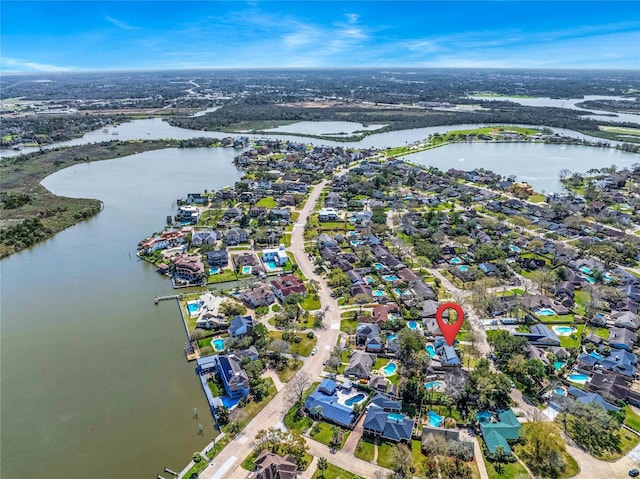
xmin=1 ymin=129 xmax=639 ymax=478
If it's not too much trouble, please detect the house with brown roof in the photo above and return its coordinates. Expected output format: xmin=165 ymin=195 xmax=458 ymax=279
xmin=172 ymin=254 xmax=206 ymax=284
xmin=249 ymin=451 xmax=298 ymax=479
xmin=272 ymin=275 xmax=306 ymax=300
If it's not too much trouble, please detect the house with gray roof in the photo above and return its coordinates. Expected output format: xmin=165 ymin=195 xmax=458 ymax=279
xmin=363 ymin=405 xmax=414 ymax=442
xmin=229 ymin=315 xmax=253 ymax=339
xmin=344 ymin=351 xmax=376 ymax=379
xmin=356 ymin=323 xmax=382 ymax=352
xmin=609 ymin=327 xmax=635 ymax=351
xmin=369 ymin=393 xmax=402 ymax=412
xmin=304 ymin=380 xmax=358 ymax=428
xmin=513 ymin=324 xmax=560 ymax=347
xmin=612 ymin=311 xmax=640 ymax=331
xmin=566 ymin=387 xmax=620 ymax=412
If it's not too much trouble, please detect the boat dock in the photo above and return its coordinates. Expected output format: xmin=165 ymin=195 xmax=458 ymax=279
xmin=154 ymin=294 xmax=180 ymax=304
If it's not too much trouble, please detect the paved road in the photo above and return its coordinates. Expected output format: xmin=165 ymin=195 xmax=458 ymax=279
xmin=198 ymin=181 xmax=390 ymax=479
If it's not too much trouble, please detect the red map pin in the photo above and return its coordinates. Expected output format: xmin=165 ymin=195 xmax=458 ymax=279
xmin=435 ymin=302 xmax=465 ymax=347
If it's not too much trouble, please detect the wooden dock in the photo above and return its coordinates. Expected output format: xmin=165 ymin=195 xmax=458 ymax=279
xmin=154 ymin=294 xmax=179 ymax=304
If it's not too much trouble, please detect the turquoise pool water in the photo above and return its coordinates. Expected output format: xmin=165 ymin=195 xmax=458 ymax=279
xmin=427 ymin=411 xmax=443 ymax=427
xmin=552 ymin=326 xmax=576 ymax=336
xmin=477 ymin=411 xmax=492 ymax=422
xmin=450 ymin=257 xmax=462 ymax=264
xmin=536 ymin=308 xmax=555 ymax=316
xmin=393 ymin=288 xmax=409 ymax=296
xmin=579 ymin=266 xmax=593 ymax=275
xmin=242 ymin=266 xmax=252 ymax=274
xmin=382 ymin=362 xmax=397 ymax=376
xmin=568 ymin=373 xmax=589 ymax=382
xmin=424 ymin=381 xmax=443 ymax=390
xmin=350 ymin=240 xmax=361 ymax=246
xmin=555 ymin=387 xmax=566 ymax=395
xmin=590 ymin=351 xmax=603 ymax=359
xmin=373 ymin=263 xmax=384 ymax=270
xmin=580 ymin=274 xmax=596 ymax=284
xmin=209 ymin=267 xmax=220 ymax=275
xmin=510 ymin=245 xmax=521 ymax=253
xmin=388 ymin=413 xmax=404 ymax=421
xmin=554 ymin=361 xmax=566 ymax=370
xmin=187 ymin=303 xmax=200 ymax=313
xmin=383 ymin=275 xmax=399 ymax=282
xmin=344 ymin=393 xmax=366 ymax=406
xmin=373 ymin=290 xmax=384 ymax=297
xmin=364 ymin=276 xmax=375 ymax=284
xmin=458 ymin=265 xmax=468 ymax=272
xmin=387 ymin=333 xmax=397 ymax=341
xmin=407 ymin=321 xmax=418 ymax=330
xmin=426 ymin=345 xmax=436 ymax=357
xmin=212 ymin=338 xmax=225 ymax=351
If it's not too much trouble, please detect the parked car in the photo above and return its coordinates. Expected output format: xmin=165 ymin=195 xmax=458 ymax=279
xmin=629 ymin=469 xmax=639 ymax=477
xmin=311 ymin=347 xmax=317 ymax=355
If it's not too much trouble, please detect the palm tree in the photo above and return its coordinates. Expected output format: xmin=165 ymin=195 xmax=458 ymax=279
xmin=494 ymin=445 xmax=506 ymax=474
xmin=317 ymin=457 xmax=328 ymax=478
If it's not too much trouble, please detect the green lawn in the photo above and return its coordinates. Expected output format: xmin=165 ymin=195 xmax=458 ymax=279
xmin=208 ymin=268 xmax=238 ymax=283
xmin=340 ymin=316 xmax=359 ymax=334
xmin=624 ymin=405 xmax=640 ymax=432
xmin=375 ymin=441 xmax=395 ymax=470
xmin=225 ymin=378 xmax=277 ymax=431
xmin=596 ymin=427 xmax=640 ymax=461
xmin=283 ymin=382 xmax=319 ymax=432
xmin=310 ymin=422 xmax=350 ymax=449
xmin=374 ymin=357 xmax=390 ymax=370
xmin=256 ymin=197 xmax=277 ymax=208
xmin=354 ymin=437 xmax=375 ymax=462
xmin=478 ymin=438 xmax=528 ymax=479
xmin=300 ymin=293 xmax=321 ymax=311
xmin=268 ymin=331 xmax=317 ymax=357
xmin=276 ymin=359 xmax=303 ymax=383
xmin=311 ymin=463 xmax=362 ymax=479
xmin=528 ymin=194 xmax=546 ymax=203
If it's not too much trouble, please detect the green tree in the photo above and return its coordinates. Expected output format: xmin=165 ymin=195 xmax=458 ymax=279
xmin=520 ymin=421 xmax=567 ymax=479
xmin=317 ymin=457 xmax=328 ymax=478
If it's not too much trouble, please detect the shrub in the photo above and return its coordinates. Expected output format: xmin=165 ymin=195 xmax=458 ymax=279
xmin=306 ymin=331 xmax=314 ymax=339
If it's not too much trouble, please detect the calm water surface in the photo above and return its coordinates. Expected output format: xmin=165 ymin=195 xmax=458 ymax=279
xmin=1 ymin=148 xmax=243 ymax=479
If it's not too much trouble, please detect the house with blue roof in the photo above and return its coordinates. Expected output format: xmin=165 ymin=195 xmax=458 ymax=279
xmin=195 ymin=353 xmax=250 ymax=414
xmin=229 ymin=315 xmax=254 ymax=339
xmin=566 ymin=387 xmax=620 ymax=412
xmin=479 ymin=409 xmax=522 ymax=455
xmin=434 ymin=337 xmax=461 ymax=367
xmin=304 ymin=380 xmax=359 ymax=428
xmin=363 ymin=405 xmax=414 ymax=442
xmin=578 ymin=349 xmax=637 ymax=378
xmin=369 ymin=393 xmax=402 ymax=412
xmin=513 ymin=324 xmax=560 ymax=347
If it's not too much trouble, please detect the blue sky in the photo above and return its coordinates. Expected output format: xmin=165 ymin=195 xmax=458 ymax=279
xmin=2 ymin=1 xmax=639 ymax=71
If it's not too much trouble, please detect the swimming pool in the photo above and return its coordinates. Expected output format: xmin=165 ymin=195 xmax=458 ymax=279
xmin=579 ymin=265 xmax=593 ymax=275
xmin=552 ymin=326 xmax=576 ymax=336
xmin=590 ymin=351 xmax=603 ymax=360
xmin=350 ymin=240 xmax=361 ymax=246
xmin=510 ymin=245 xmax=521 ymax=253
xmin=264 ymin=260 xmax=278 ymax=271
xmin=393 ymin=288 xmax=409 ymax=296
xmin=212 ymin=338 xmax=225 ymax=351
xmin=477 ymin=411 xmax=493 ymax=422
xmin=555 ymin=387 xmax=566 ymax=396
xmin=242 ymin=266 xmax=252 ymax=275
xmin=187 ymin=302 xmax=200 ymax=314
xmin=568 ymin=373 xmax=589 ymax=383
xmin=426 ymin=345 xmax=436 ymax=357
xmin=458 ymin=265 xmax=468 ymax=272
xmin=344 ymin=393 xmax=366 ymax=406
xmin=407 ymin=321 xmax=418 ymax=330
xmin=364 ymin=276 xmax=375 ymax=284
xmin=383 ymin=275 xmax=400 ymax=282
xmin=382 ymin=362 xmax=397 ymax=376
xmin=373 ymin=263 xmax=384 ymax=270
xmin=536 ymin=308 xmax=556 ymax=316
xmin=387 ymin=333 xmax=397 ymax=341
xmin=209 ymin=267 xmax=220 ymax=275
xmin=388 ymin=413 xmax=404 ymax=421
xmin=554 ymin=361 xmax=566 ymax=370
xmin=373 ymin=290 xmax=385 ymax=297
xmin=580 ymin=274 xmax=596 ymax=284
xmin=427 ymin=411 xmax=443 ymax=427
xmin=450 ymin=257 xmax=462 ymax=264
xmin=424 ymin=381 xmax=443 ymax=391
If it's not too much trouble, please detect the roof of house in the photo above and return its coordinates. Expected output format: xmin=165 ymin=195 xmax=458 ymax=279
xmin=566 ymin=387 xmax=621 ymax=412
xmin=363 ymin=405 xmax=414 ymax=442
xmin=229 ymin=315 xmax=253 ymax=335
xmin=252 ymin=450 xmax=298 ymax=479
xmin=370 ymin=393 xmax=402 ymax=411
xmin=479 ymin=409 xmax=522 ymax=454
xmin=272 ymin=275 xmax=306 ymax=297
xmin=344 ymin=351 xmax=376 ymax=378
xmin=304 ymin=385 xmax=356 ymax=428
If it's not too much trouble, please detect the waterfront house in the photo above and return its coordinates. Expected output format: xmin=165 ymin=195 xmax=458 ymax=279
xmin=185 ymin=193 xmax=208 ymax=205
xmin=239 ymin=284 xmax=276 ymax=308
xmin=175 ymin=205 xmax=200 ymax=224
xmin=173 ymin=254 xmax=206 ymax=284
xmin=206 ymin=250 xmax=229 ymax=268
xmin=262 ymin=246 xmax=289 ymax=267
xmin=249 ymin=451 xmax=298 ymax=479
xmin=196 ymin=353 xmax=250 ymax=402
xmin=226 ymin=228 xmax=249 ymax=246
xmin=304 ymin=379 xmax=358 ymax=428
xmin=229 ymin=315 xmax=254 ymax=339
xmin=363 ymin=405 xmax=414 ymax=442
xmin=344 ymin=351 xmax=376 ymax=379
xmin=192 ymin=230 xmax=220 ymax=247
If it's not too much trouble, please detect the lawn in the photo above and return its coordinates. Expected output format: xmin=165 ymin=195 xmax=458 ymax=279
xmin=374 ymin=357 xmax=390 ymax=370
xmin=268 ymin=331 xmax=317 ymax=357
xmin=276 ymin=359 xmax=303 ymax=383
xmin=256 ymin=197 xmax=277 ymax=208
xmin=375 ymin=441 xmax=395 ymax=470
xmin=208 ymin=268 xmax=238 ymax=284
xmin=528 ymin=194 xmax=546 ymax=203
xmin=478 ymin=438 xmax=528 ymax=479
xmin=624 ymin=405 xmax=640 ymax=432
xmin=340 ymin=316 xmax=359 ymax=334
xmin=311 ymin=463 xmax=362 ymax=479
xmin=227 ymin=378 xmax=277 ymax=430
xmin=596 ymin=427 xmax=640 ymax=461
xmin=354 ymin=437 xmax=375 ymax=462
xmin=283 ymin=382 xmax=319 ymax=432
xmin=310 ymin=421 xmax=350 ymax=449
xmin=300 ymin=293 xmax=321 ymax=311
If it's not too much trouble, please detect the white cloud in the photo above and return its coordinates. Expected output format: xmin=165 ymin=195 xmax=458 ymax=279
xmin=106 ymin=16 xmax=135 ymax=30
xmin=1 ymin=57 xmax=73 ymax=72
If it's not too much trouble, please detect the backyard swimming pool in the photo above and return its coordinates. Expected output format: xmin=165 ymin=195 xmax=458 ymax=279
xmin=344 ymin=394 xmax=366 ymax=406
xmin=477 ymin=411 xmax=493 ymax=422
xmin=580 ymin=274 xmax=596 ymax=284
xmin=426 ymin=344 xmax=436 ymax=357
xmin=264 ymin=260 xmax=278 ymax=271
xmin=510 ymin=245 xmax=521 ymax=253
xmin=242 ymin=266 xmax=252 ymax=275
xmin=407 ymin=321 xmax=418 ymax=330
xmin=552 ymin=326 xmax=576 ymax=336
xmin=568 ymin=373 xmax=589 ymax=383
xmin=388 ymin=413 xmax=404 ymax=421
xmin=554 ymin=361 xmax=566 ymax=370
xmin=209 ymin=267 xmax=220 ymax=275
xmin=212 ymin=338 xmax=225 ymax=351
xmin=373 ymin=290 xmax=384 ymax=297
xmin=424 ymin=381 xmax=444 ymax=391
xmin=393 ymin=288 xmax=409 ymax=296
xmin=373 ymin=263 xmax=384 ymax=270
xmin=555 ymin=387 xmax=566 ymax=396
xmin=387 ymin=333 xmax=397 ymax=341
xmin=450 ymin=257 xmax=462 ymax=264
xmin=427 ymin=411 xmax=443 ymax=427
xmin=187 ymin=302 xmax=200 ymax=314
xmin=590 ymin=351 xmax=603 ymax=360
xmin=383 ymin=275 xmax=400 ymax=282
xmin=536 ymin=308 xmax=556 ymax=316
xmin=458 ymin=265 xmax=469 ymax=272
xmin=364 ymin=276 xmax=375 ymax=284
xmin=382 ymin=362 xmax=397 ymax=376
xmin=579 ymin=265 xmax=593 ymax=275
